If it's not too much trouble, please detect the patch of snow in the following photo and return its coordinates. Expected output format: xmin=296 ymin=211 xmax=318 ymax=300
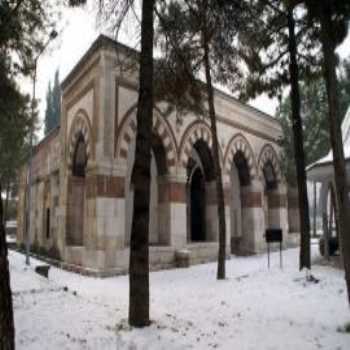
xmin=9 ymin=247 xmax=350 ymax=349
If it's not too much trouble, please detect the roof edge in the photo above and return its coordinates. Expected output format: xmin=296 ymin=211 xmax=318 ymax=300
xmin=61 ymin=34 xmax=278 ymax=125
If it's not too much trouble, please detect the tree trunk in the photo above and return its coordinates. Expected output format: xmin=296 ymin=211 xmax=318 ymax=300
xmin=328 ymin=185 xmax=334 ymax=236
xmin=128 ymin=0 xmax=154 ymax=327
xmin=0 ymin=181 xmax=15 ymax=349
xmin=330 ymin=184 xmax=339 ymax=241
xmin=287 ymin=7 xmax=311 ymax=270
xmin=320 ymin=7 xmax=350 ymax=304
xmin=322 ymin=212 xmax=330 ymax=260
xmin=3 ymin=181 xmax=10 ymax=227
xmin=203 ymin=36 xmax=226 ymax=280
xmin=313 ymin=182 xmax=316 ymax=237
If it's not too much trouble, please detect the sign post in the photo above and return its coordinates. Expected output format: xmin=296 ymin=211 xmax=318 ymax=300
xmin=265 ymin=228 xmax=283 ymax=269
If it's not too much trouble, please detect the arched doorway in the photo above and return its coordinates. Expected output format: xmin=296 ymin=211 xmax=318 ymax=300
xmin=187 ymin=139 xmax=216 ymax=242
xmin=190 ymin=167 xmax=206 ymax=241
xmin=125 ymin=133 xmax=169 ymax=246
xmin=230 ymin=151 xmax=251 ymax=251
xmin=67 ymin=133 xmax=87 ymax=246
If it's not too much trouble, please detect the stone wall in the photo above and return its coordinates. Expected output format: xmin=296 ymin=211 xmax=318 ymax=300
xmin=17 ymin=35 xmax=299 ymax=275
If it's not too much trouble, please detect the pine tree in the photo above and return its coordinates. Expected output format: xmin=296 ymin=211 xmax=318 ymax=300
xmin=52 ymin=70 xmax=61 ymax=129
xmin=338 ymin=58 xmax=350 ymax=120
xmin=69 ymin=0 xmax=155 ymax=327
xmin=304 ymin=0 xmax=350 ymax=305
xmin=277 ymin=80 xmax=330 ymax=184
xmin=44 ymin=69 xmax=61 ymax=135
xmin=235 ymin=0 xmax=325 ymax=270
xmin=157 ymin=0 xmax=248 ymax=280
xmin=0 ymin=1 xmax=56 ymax=345
xmin=44 ymin=81 xmax=53 ymax=134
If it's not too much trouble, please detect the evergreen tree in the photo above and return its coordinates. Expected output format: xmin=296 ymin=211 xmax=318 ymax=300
xmin=277 ymin=55 xmax=350 ymax=186
xmin=236 ymin=0 xmax=319 ymax=270
xmin=339 ymin=58 xmax=350 ymax=119
xmin=0 ymin=1 xmax=57 ymax=346
xmin=44 ymin=81 xmax=54 ymax=134
xmin=70 ymin=0 xmax=155 ymax=327
xmin=304 ymin=0 xmax=350 ymax=305
xmin=44 ymin=69 xmax=61 ymax=135
xmin=0 ymin=74 xmax=31 ymax=350
xmin=277 ymin=80 xmax=330 ymax=185
xmin=157 ymin=0 xmax=248 ymax=280
xmin=52 ymin=70 xmax=61 ymax=129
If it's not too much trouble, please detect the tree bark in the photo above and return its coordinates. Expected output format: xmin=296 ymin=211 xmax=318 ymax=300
xmin=287 ymin=7 xmax=311 ymax=270
xmin=320 ymin=6 xmax=350 ymax=304
xmin=203 ymin=35 xmax=227 ymax=280
xmin=328 ymin=185 xmax=334 ymax=236
xmin=330 ymin=184 xmax=339 ymax=241
xmin=3 ymin=182 xmax=10 ymax=227
xmin=0 ymin=181 xmax=15 ymax=349
xmin=128 ymin=0 xmax=154 ymax=327
xmin=313 ymin=182 xmax=316 ymax=237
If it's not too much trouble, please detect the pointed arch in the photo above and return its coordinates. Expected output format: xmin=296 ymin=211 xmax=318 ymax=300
xmin=258 ymin=144 xmax=282 ymax=183
xmin=67 ymin=109 xmax=93 ymax=170
xmin=179 ymin=120 xmax=224 ymax=169
xmin=115 ymin=106 xmax=177 ymax=172
xmin=224 ymin=133 xmax=257 ymax=179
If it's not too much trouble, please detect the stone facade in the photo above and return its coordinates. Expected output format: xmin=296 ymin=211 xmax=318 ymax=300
xmin=17 ymin=35 xmax=299 ymax=276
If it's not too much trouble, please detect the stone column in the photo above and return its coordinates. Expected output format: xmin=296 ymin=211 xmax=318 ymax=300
xmin=223 ymin=175 xmax=232 ymax=251
xmin=161 ymin=174 xmax=188 ymax=249
xmin=205 ymin=180 xmax=218 ymax=242
xmin=240 ymin=178 xmax=265 ymax=254
xmin=86 ymin=171 xmax=126 ymax=269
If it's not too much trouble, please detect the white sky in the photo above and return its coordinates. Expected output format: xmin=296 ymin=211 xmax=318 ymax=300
xmin=19 ymin=3 xmax=350 ymax=141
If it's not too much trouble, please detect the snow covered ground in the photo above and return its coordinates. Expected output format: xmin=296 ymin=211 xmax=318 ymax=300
xmin=9 ymin=246 xmax=350 ymax=350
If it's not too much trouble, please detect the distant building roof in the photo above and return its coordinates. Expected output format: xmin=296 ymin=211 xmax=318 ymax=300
xmin=307 ymin=106 xmax=350 ymax=181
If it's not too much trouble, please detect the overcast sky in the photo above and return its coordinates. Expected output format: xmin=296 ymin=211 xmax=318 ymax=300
xmin=20 ymin=2 xmax=350 ymax=141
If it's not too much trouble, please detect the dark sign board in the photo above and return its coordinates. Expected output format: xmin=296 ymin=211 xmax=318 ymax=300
xmin=265 ymin=228 xmax=282 ymax=243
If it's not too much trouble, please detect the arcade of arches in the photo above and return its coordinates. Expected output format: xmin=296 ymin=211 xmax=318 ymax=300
xmin=17 ymin=35 xmax=300 ymax=276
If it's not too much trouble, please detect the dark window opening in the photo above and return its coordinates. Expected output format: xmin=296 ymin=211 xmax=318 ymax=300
xmin=72 ymin=133 xmax=87 ymax=177
xmin=263 ymin=161 xmax=277 ymax=191
xmin=190 ymin=167 xmax=206 ymax=241
xmin=234 ymin=151 xmax=251 ymax=186
xmin=193 ymin=140 xmax=215 ymax=181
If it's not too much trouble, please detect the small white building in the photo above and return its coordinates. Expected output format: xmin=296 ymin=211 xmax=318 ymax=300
xmin=307 ymin=106 xmax=350 ymax=235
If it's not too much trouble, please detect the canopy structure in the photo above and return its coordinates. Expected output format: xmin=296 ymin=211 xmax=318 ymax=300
xmin=307 ymin=106 xmax=350 ymax=250
xmin=307 ymin=106 xmax=350 ymax=183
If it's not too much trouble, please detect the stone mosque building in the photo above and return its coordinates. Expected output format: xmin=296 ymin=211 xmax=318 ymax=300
xmin=17 ymin=35 xmax=299 ymax=276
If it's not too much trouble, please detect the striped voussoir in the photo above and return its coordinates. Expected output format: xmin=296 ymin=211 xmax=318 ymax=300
xmin=181 ymin=124 xmax=210 ymax=168
xmin=68 ymin=113 xmax=92 ymax=169
xmin=117 ymin=113 xmax=177 ymax=171
xmin=224 ymin=134 xmax=257 ymax=178
xmin=258 ymin=144 xmax=281 ymax=181
xmin=180 ymin=122 xmax=225 ymax=168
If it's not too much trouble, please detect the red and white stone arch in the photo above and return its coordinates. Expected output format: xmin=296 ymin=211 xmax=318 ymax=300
xmin=258 ymin=143 xmax=282 ymax=182
xmin=224 ymin=134 xmax=257 ymax=178
xmin=67 ymin=109 xmax=93 ymax=170
xmin=116 ymin=107 xmax=178 ymax=172
xmin=178 ymin=120 xmax=224 ymax=168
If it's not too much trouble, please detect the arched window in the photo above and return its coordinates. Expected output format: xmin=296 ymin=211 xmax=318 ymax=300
xmin=234 ymin=151 xmax=251 ymax=186
xmin=263 ymin=161 xmax=277 ymax=191
xmin=187 ymin=139 xmax=215 ymax=242
xmin=72 ymin=133 xmax=87 ymax=177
